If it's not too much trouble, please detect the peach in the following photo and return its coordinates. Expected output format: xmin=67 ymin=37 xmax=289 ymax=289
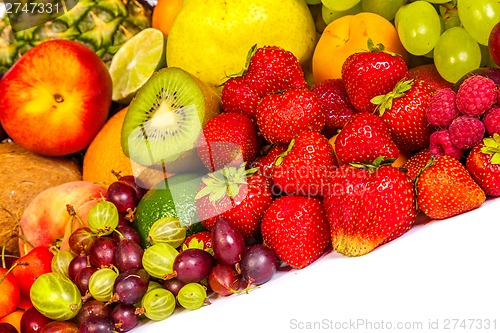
xmin=18 ymin=181 xmax=106 ymax=256
xmin=312 ymin=12 xmax=409 ymax=83
xmin=0 ymin=40 xmax=112 ymax=156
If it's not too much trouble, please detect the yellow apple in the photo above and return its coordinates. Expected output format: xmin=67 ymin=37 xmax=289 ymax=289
xmin=166 ymin=0 xmax=317 ymax=86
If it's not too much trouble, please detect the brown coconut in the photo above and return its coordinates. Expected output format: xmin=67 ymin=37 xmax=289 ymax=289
xmin=0 ymin=141 xmax=82 ymax=255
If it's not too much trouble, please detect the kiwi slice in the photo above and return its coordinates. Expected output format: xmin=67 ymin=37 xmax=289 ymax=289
xmin=121 ymin=67 xmax=221 ymax=172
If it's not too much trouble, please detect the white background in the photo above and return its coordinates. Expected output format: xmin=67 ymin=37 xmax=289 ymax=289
xmin=133 ymin=197 xmax=500 ymax=333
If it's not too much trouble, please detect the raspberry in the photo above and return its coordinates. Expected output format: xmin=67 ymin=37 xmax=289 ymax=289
xmin=482 ymin=105 xmax=500 ymax=136
xmin=448 ymin=116 xmax=485 ymax=149
xmin=455 ymin=75 xmax=497 ymax=116
xmin=425 ymin=87 xmax=459 ymax=127
xmin=429 ymin=129 xmax=464 ymax=160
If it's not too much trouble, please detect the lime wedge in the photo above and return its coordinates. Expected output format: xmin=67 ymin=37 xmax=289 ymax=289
xmin=109 ymin=28 xmax=166 ymax=103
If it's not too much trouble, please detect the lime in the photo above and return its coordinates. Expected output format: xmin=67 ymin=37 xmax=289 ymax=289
xmin=135 ymin=173 xmax=204 ymax=248
xmin=109 ymin=28 xmax=166 ymax=103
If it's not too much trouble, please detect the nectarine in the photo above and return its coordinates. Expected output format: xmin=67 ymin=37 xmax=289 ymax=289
xmin=0 ymin=40 xmax=112 ymax=156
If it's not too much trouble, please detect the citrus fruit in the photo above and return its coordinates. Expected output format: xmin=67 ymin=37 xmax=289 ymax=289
xmin=109 ymin=28 xmax=166 ymax=104
xmin=82 ymin=108 xmax=166 ymax=187
xmin=152 ymin=0 xmax=183 ymax=38
xmin=135 ymin=173 xmax=204 ymax=248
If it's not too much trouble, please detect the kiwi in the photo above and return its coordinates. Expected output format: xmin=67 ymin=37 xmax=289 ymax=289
xmin=121 ymin=67 xmax=221 ymax=173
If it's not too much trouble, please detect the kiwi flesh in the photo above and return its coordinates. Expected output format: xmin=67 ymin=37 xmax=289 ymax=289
xmin=121 ymin=67 xmax=221 ymax=173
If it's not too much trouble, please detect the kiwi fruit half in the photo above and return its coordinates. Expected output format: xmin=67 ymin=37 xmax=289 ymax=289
xmin=121 ymin=67 xmax=221 ymax=172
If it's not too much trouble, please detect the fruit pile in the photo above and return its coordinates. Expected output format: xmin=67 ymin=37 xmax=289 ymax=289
xmin=1 ymin=0 xmax=500 ymax=332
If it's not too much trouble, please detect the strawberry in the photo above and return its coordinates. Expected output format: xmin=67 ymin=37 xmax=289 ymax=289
xmin=195 ymin=164 xmax=274 ymax=239
xmin=323 ymin=158 xmax=417 ymax=257
xmin=310 ymin=78 xmax=358 ymax=138
xmin=374 ymin=79 xmax=436 ymax=152
xmin=272 ymin=130 xmax=337 ymax=197
xmin=250 ymin=144 xmax=288 ymax=179
xmin=401 ymin=148 xmax=432 ymax=182
xmin=260 ymin=195 xmax=330 ymax=269
xmin=244 ymin=45 xmax=307 ymax=97
xmin=256 ymin=88 xmax=325 ymax=145
xmin=341 ymin=40 xmax=408 ymax=113
xmin=221 ymin=76 xmax=261 ymax=122
xmin=416 ymin=155 xmax=486 ymax=219
xmin=334 ymin=111 xmax=399 ymax=165
xmin=465 ymin=134 xmax=500 ymax=197
xmin=197 ymin=112 xmax=260 ymax=171
xmin=181 ymin=231 xmax=213 ymax=253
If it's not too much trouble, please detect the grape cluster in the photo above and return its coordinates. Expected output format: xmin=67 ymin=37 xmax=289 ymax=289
xmin=26 ymin=175 xmax=279 ymax=332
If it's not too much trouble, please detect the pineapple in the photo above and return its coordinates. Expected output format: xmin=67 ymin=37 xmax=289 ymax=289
xmin=0 ymin=0 xmax=152 ymax=74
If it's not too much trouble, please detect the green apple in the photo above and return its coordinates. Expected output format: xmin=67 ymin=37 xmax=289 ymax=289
xmin=166 ymin=0 xmax=317 ymax=86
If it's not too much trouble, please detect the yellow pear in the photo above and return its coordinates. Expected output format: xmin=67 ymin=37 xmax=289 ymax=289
xmin=166 ymin=0 xmax=317 ymax=86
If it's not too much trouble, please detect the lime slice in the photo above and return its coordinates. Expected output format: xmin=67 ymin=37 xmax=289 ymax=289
xmin=109 ymin=28 xmax=166 ymax=103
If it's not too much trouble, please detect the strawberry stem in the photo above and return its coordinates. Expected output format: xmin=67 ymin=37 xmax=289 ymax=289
xmin=372 ymin=79 xmax=415 ymax=116
xmin=481 ymin=133 xmax=500 ymax=164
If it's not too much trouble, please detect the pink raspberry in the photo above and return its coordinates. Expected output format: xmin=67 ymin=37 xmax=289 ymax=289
xmin=429 ymin=129 xmax=464 ymax=160
xmin=448 ymin=116 xmax=485 ymax=149
xmin=426 ymin=87 xmax=459 ymax=127
xmin=456 ymin=75 xmax=497 ymax=116
xmin=482 ymin=105 xmax=500 ymax=135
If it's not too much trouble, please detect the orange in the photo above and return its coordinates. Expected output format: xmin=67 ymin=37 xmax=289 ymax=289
xmin=0 ymin=309 xmax=24 ymax=332
xmin=152 ymin=0 xmax=183 ymax=38
xmin=82 ymin=108 xmax=167 ymax=188
xmin=312 ymin=12 xmax=409 ymax=84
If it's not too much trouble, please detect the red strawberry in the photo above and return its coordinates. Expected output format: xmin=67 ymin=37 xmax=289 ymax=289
xmin=256 ymin=88 xmax=325 ymax=145
xmin=181 ymin=231 xmax=213 ymax=252
xmin=260 ymin=195 xmax=330 ymax=269
xmin=197 ymin=112 xmax=260 ymax=171
xmin=466 ymin=134 xmax=500 ymax=197
xmin=272 ymin=130 xmax=337 ymax=197
xmin=244 ymin=45 xmax=307 ymax=97
xmin=335 ymin=111 xmax=399 ymax=165
xmin=250 ymin=144 xmax=287 ymax=179
xmin=221 ymin=76 xmax=261 ymax=122
xmin=401 ymin=148 xmax=432 ymax=182
xmin=310 ymin=78 xmax=358 ymax=138
xmin=195 ymin=164 xmax=274 ymax=239
xmin=323 ymin=158 xmax=417 ymax=257
xmin=374 ymin=79 xmax=436 ymax=152
xmin=416 ymin=155 xmax=486 ymax=219
xmin=341 ymin=40 xmax=408 ymax=113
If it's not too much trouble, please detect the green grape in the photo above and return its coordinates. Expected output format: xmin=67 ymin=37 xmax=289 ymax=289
xmin=396 ymin=1 xmax=442 ymax=56
xmin=142 ymin=243 xmax=179 ymax=279
xmin=439 ymin=3 xmax=461 ymax=31
xmin=322 ymin=0 xmax=361 ymax=11
xmin=88 ymin=267 xmax=119 ymax=302
xmin=147 ymin=217 xmax=187 ymax=248
xmin=457 ymin=0 xmax=500 ymax=45
xmin=51 ymin=250 xmax=75 ymax=278
xmin=322 ymin=2 xmax=362 ymax=25
xmin=422 ymin=0 xmax=450 ymax=3
xmin=434 ymin=27 xmax=482 ymax=83
xmin=30 ymin=272 xmax=82 ymax=321
xmin=141 ymin=288 xmax=176 ymax=321
xmin=87 ymin=200 xmax=119 ymax=236
xmin=177 ymin=283 xmax=207 ymax=310
xmin=361 ymin=0 xmax=407 ymax=21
